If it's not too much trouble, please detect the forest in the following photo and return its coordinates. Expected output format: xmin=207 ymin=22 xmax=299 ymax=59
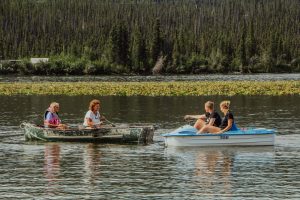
xmin=0 ymin=0 xmax=299 ymax=75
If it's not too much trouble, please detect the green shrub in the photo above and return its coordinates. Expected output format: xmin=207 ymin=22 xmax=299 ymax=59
xmin=92 ymin=60 xmax=112 ymax=74
xmin=186 ymin=54 xmax=208 ymax=73
xmin=291 ymin=58 xmax=300 ymax=72
xmin=0 ymin=62 xmax=16 ymax=74
xmin=32 ymin=62 xmax=49 ymax=75
xmin=63 ymin=59 xmax=85 ymax=75
xmin=84 ymin=63 xmax=97 ymax=75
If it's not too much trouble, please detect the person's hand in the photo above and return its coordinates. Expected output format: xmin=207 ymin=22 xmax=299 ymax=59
xmin=216 ymin=130 xmax=224 ymax=134
xmin=57 ymin=124 xmax=67 ymax=129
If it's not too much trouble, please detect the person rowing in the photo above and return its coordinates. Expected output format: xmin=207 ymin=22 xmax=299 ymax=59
xmin=44 ymin=102 xmax=67 ymax=129
xmin=83 ymin=99 xmax=107 ymax=129
xmin=184 ymin=101 xmax=222 ymax=130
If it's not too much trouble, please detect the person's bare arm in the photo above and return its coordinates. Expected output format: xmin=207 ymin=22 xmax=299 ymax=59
xmin=86 ymin=118 xmax=102 ymax=128
xmin=217 ymin=119 xmax=233 ymax=134
xmin=207 ymin=118 xmax=216 ymax=126
xmin=184 ymin=114 xmax=206 ymax=120
xmin=86 ymin=118 xmax=94 ymax=127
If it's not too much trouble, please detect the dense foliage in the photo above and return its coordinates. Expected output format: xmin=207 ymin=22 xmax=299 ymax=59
xmin=0 ymin=0 xmax=299 ymax=75
xmin=0 ymin=81 xmax=299 ymax=96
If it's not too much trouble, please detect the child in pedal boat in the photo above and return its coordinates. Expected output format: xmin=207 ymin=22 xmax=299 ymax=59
xmin=184 ymin=101 xmax=222 ymax=130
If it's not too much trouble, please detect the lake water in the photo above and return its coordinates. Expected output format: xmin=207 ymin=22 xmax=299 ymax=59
xmin=0 ymin=73 xmax=300 ymax=82
xmin=0 ymin=95 xmax=300 ymax=199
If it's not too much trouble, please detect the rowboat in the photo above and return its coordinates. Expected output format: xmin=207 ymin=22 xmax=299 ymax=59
xmin=20 ymin=122 xmax=155 ymax=144
xmin=162 ymin=125 xmax=275 ymax=147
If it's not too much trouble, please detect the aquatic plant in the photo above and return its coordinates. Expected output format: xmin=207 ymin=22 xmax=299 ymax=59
xmin=0 ymin=81 xmax=299 ymax=96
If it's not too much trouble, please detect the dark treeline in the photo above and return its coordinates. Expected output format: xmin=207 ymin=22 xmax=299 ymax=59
xmin=0 ymin=0 xmax=300 ymax=75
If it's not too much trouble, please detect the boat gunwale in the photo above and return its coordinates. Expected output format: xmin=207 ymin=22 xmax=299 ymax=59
xmin=162 ymin=130 xmax=275 ymax=137
xmin=23 ymin=123 xmax=154 ymax=132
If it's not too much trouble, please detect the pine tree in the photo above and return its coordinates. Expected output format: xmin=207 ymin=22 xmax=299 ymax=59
xmin=238 ymin=19 xmax=247 ymax=72
xmin=150 ymin=19 xmax=162 ymax=65
xmin=107 ymin=24 xmax=121 ymax=64
xmin=172 ymin=39 xmax=180 ymax=67
xmin=131 ymin=27 xmax=148 ymax=73
xmin=246 ymin=20 xmax=257 ymax=59
xmin=119 ymin=24 xmax=130 ymax=66
xmin=0 ymin=31 xmax=4 ymax=60
xmin=107 ymin=23 xmax=130 ymax=66
xmin=0 ymin=0 xmax=299 ymax=74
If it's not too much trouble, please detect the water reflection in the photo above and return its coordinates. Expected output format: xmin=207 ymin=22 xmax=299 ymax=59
xmin=165 ymin=146 xmax=275 ymax=198
xmin=44 ymin=144 xmax=61 ymax=195
xmin=83 ymin=144 xmax=101 ymax=186
xmin=193 ymin=150 xmax=233 ymax=198
xmin=1 ymin=137 xmax=299 ymax=199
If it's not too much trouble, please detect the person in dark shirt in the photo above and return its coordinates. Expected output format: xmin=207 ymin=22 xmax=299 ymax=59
xmin=184 ymin=101 xmax=222 ymax=130
xmin=219 ymin=111 xmax=234 ymax=130
xmin=198 ymin=100 xmax=235 ymax=134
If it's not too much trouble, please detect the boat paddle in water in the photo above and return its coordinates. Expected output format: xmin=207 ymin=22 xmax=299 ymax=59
xmin=162 ymin=125 xmax=275 ymax=147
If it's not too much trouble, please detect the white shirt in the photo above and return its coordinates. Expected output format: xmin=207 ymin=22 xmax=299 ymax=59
xmin=83 ymin=110 xmax=101 ymax=127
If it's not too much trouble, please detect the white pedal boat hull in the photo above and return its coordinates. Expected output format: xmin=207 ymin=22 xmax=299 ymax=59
xmin=163 ymin=125 xmax=275 ymax=147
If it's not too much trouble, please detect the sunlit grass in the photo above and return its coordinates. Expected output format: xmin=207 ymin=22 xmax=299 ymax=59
xmin=0 ymin=81 xmax=299 ymax=96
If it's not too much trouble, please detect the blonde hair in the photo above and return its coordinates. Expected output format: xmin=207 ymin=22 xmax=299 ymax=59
xmin=48 ymin=102 xmax=59 ymax=113
xmin=50 ymin=102 xmax=59 ymax=108
xmin=220 ymin=100 xmax=230 ymax=110
xmin=89 ymin=99 xmax=100 ymax=111
xmin=205 ymin=101 xmax=214 ymax=110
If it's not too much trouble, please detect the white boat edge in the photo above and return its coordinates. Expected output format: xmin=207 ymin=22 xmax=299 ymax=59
xmin=162 ymin=126 xmax=275 ymax=147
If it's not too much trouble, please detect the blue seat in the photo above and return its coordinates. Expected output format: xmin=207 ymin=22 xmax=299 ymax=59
xmin=230 ymin=123 xmax=239 ymax=131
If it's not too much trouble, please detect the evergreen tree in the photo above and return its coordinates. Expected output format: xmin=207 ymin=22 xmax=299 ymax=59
xmin=131 ymin=27 xmax=148 ymax=72
xmin=246 ymin=20 xmax=257 ymax=59
xmin=0 ymin=0 xmax=299 ymax=74
xmin=107 ymin=24 xmax=121 ymax=64
xmin=238 ymin=19 xmax=247 ymax=72
xmin=172 ymin=39 xmax=180 ymax=67
xmin=119 ymin=24 xmax=130 ymax=66
xmin=150 ymin=19 xmax=162 ymax=65
xmin=0 ymin=32 xmax=4 ymax=60
xmin=107 ymin=23 xmax=130 ymax=66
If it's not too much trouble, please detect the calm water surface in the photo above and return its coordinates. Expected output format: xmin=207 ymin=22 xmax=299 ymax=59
xmin=0 ymin=73 xmax=300 ymax=82
xmin=0 ymin=95 xmax=299 ymax=199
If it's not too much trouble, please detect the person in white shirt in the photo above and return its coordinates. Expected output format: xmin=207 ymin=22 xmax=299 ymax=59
xmin=83 ymin=99 xmax=106 ymax=128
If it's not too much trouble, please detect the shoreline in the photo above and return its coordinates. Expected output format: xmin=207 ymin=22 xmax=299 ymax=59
xmin=0 ymin=81 xmax=299 ymax=96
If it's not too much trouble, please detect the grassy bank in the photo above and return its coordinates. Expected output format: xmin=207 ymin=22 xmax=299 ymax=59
xmin=0 ymin=81 xmax=299 ymax=96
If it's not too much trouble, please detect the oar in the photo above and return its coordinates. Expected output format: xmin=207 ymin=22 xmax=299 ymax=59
xmin=102 ymin=117 xmax=116 ymax=127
